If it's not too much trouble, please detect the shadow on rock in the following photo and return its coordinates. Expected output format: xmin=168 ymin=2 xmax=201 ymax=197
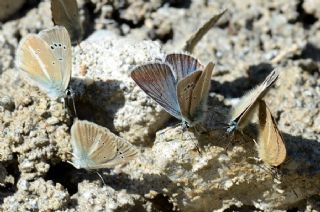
xmin=212 ymin=62 xmax=274 ymax=98
xmin=0 ymin=158 xmax=20 ymax=205
xmin=70 ymin=77 xmax=125 ymax=132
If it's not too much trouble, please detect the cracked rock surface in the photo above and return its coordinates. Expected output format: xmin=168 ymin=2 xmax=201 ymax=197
xmin=0 ymin=0 xmax=320 ymax=211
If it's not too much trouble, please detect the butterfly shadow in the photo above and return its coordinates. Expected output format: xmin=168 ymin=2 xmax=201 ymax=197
xmin=45 ymin=161 xmax=174 ymax=194
xmin=267 ymin=132 xmax=320 ymax=199
xmin=70 ymin=77 xmax=125 ymax=132
xmin=45 ymin=160 xmax=176 ymax=210
xmin=280 ymin=132 xmax=320 ymax=176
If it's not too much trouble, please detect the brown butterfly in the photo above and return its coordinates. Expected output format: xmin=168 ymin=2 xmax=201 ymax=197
xmin=16 ymin=26 xmax=72 ymax=100
xmin=227 ymin=69 xmax=279 ymax=133
xmin=257 ymin=100 xmax=286 ymax=166
xmin=70 ymin=120 xmax=138 ymax=170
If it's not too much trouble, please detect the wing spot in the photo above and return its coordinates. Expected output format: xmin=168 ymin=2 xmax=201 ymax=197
xmin=52 ymin=61 xmax=55 ymax=65
xmin=63 ymin=46 xmax=66 ymax=49
xmin=54 ymin=43 xmax=58 ymax=47
xmin=59 ymin=43 xmax=62 ymax=47
xmin=50 ymin=45 xmax=54 ymax=49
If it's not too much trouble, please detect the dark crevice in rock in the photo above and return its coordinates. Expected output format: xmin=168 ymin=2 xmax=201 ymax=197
xmin=44 ymin=162 xmax=80 ymax=195
xmin=148 ymin=193 xmax=174 ymax=211
xmin=0 ymin=155 xmax=20 ymax=204
xmin=5 ymin=156 xmax=20 ymax=183
xmin=164 ymin=0 xmax=192 ymax=8
xmin=297 ymin=42 xmax=320 ymax=62
xmin=147 ymin=25 xmax=173 ymax=43
xmin=111 ymin=8 xmax=145 ymax=32
xmin=225 ymin=205 xmax=262 ymax=211
xmin=293 ymin=0 xmax=317 ymax=28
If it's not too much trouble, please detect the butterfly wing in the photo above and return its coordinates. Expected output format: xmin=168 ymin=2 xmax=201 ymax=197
xmin=71 ymin=120 xmax=138 ymax=170
xmin=16 ymin=28 xmax=69 ymax=99
xmin=190 ymin=62 xmax=214 ymax=119
xmin=90 ymin=135 xmax=139 ymax=169
xmin=258 ymin=100 xmax=286 ymax=166
xmin=131 ymin=63 xmax=182 ymax=120
xmin=165 ymin=53 xmax=204 ymax=81
xmin=229 ymin=68 xmax=279 ymax=130
xmin=51 ymin=0 xmax=83 ymax=44
xmin=176 ymin=70 xmax=202 ymax=125
xmin=39 ymin=26 xmax=72 ymax=93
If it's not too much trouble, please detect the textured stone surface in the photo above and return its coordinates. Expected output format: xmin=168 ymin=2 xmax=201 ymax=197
xmin=0 ymin=0 xmax=320 ymax=211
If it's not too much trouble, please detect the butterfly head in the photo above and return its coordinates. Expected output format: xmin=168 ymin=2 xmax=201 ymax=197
xmin=181 ymin=120 xmax=190 ymax=131
xmin=226 ymin=121 xmax=237 ymax=134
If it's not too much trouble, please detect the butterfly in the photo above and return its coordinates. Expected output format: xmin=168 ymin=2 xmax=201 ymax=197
xmin=70 ymin=119 xmax=138 ymax=170
xmin=131 ymin=53 xmax=214 ymax=129
xmin=257 ymin=100 xmax=286 ymax=166
xmin=16 ymin=26 xmax=72 ymax=100
xmin=227 ymin=68 xmax=279 ymax=133
xmin=51 ymin=0 xmax=83 ymax=44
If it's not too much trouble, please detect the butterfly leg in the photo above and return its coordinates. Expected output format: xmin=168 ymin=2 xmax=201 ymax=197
xmin=184 ymin=128 xmax=202 ymax=154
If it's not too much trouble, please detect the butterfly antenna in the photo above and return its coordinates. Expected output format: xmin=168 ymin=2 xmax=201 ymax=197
xmin=96 ymin=171 xmax=107 ymax=186
xmin=71 ymin=95 xmax=78 ymax=117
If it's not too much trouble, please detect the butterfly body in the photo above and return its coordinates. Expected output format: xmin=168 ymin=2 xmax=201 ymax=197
xmin=131 ymin=53 xmax=214 ymax=129
xmin=16 ymin=26 xmax=72 ymax=100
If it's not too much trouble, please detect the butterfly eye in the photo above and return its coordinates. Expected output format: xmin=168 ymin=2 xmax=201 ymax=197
xmin=65 ymin=89 xmax=72 ymax=96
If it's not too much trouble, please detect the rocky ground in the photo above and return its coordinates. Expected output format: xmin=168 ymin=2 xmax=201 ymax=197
xmin=0 ymin=0 xmax=320 ymax=211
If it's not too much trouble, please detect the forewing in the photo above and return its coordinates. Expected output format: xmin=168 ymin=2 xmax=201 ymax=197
xmin=258 ymin=100 xmax=286 ymax=166
xmin=165 ymin=53 xmax=204 ymax=81
xmin=176 ymin=71 xmax=202 ymax=121
xmin=230 ymin=68 xmax=279 ymax=129
xmin=190 ymin=62 xmax=214 ymax=117
xmin=39 ymin=26 xmax=72 ymax=92
xmin=51 ymin=0 xmax=83 ymax=44
xmin=131 ymin=63 xmax=181 ymax=120
xmin=16 ymin=34 xmax=65 ymax=99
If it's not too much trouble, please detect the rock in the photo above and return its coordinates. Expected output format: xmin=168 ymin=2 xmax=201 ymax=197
xmin=0 ymin=0 xmax=320 ymax=211
xmin=72 ymin=30 xmax=170 ymax=144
